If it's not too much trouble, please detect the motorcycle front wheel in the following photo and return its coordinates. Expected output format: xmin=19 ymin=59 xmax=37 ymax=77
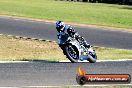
xmin=64 ymin=45 xmax=79 ymax=63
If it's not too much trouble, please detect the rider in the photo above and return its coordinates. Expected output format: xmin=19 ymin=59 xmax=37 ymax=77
xmin=56 ymin=21 xmax=90 ymax=48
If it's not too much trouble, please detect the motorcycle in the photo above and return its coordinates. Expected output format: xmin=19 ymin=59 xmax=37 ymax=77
xmin=57 ymin=32 xmax=97 ymax=63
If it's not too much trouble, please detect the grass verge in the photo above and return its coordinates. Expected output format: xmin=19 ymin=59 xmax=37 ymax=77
xmin=0 ymin=0 xmax=132 ymax=29
xmin=0 ymin=35 xmax=131 ymax=61
xmin=0 ymin=35 xmax=66 ymax=61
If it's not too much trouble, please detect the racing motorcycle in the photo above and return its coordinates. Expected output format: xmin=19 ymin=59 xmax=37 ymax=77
xmin=57 ymin=32 xmax=97 ymax=63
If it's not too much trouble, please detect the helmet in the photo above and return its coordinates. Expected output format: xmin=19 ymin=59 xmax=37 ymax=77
xmin=56 ymin=21 xmax=65 ymax=32
xmin=67 ymin=26 xmax=75 ymax=36
xmin=67 ymin=26 xmax=73 ymax=33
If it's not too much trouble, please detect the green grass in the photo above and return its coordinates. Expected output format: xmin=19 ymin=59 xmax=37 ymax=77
xmin=95 ymin=47 xmax=132 ymax=60
xmin=0 ymin=0 xmax=132 ymax=29
xmin=0 ymin=35 xmax=131 ymax=61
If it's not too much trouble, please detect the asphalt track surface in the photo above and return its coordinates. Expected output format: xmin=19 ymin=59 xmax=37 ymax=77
xmin=0 ymin=16 xmax=132 ymax=87
xmin=0 ymin=61 xmax=131 ymax=87
xmin=0 ymin=16 xmax=132 ymax=49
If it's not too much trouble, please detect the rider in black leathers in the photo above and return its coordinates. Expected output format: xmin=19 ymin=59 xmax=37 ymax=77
xmin=56 ymin=21 xmax=90 ymax=48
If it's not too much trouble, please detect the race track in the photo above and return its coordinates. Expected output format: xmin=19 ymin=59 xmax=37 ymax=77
xmin=0 ymin=16 xmax=132 ymax=87
xmin=0 ymin=61 xmax=131 ymax=87
xmin=0 ymin=16 xmax=132 ymax=49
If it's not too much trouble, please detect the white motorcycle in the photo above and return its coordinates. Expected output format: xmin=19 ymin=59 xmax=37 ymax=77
xmin=58 ymin=32 xmax=97 ymax=63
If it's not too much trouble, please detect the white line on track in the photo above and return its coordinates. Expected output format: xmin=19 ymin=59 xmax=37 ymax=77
xmin=59 ymin=59 xmax=132 ymax=62
xmin=22 ymin=84 xmax=132 ymax=88
xmin=0 ymin=59 xmax=131 ymax=63
xmin=0 ymin=61 xmax=29 ymax=63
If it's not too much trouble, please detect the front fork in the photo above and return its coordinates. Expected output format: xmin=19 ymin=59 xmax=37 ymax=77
xmin=79 ymin=46 xmax=89 ymax=61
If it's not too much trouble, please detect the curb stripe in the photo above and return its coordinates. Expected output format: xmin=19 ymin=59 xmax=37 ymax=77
xmin=0 ymin=33 xmax=56 ymax=43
